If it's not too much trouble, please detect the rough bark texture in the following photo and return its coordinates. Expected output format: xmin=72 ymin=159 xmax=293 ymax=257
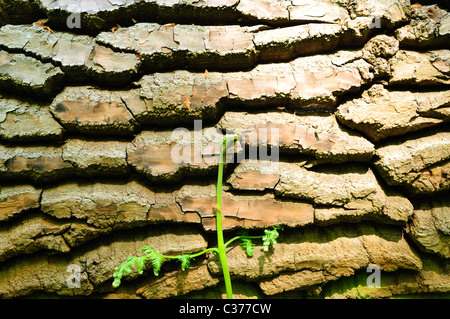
xmin=0 ymin=0 xmax=449 ymax=299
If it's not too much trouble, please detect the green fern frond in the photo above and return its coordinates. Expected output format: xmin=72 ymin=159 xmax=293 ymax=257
xmin=138 ymin=246 xmax=165 ymax=276
xmin=238 ymin=231 xmax=255 ymax=257
xmin=112 ymin=247 xmax=167 ymax=288
xmin=112 ymin=256 xmax=140 ymax=288
xmin=240 ymin=237 xmax=255 ymax=257
xmin=148 ymin=251 xmax=165 ymax=276
xmin=139 ymin=245 xmax=152 ymax=254
xmin=135 ymin=256 xmax=145 ymax=275
xmin=177 ymin=255 xmax=194 ymax=271
xmin=262 ymin=226 xmax=283 ymax=251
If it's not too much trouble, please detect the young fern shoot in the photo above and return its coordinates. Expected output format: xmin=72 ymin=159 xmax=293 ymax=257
xmin=112 ymin=134 xmax=283 ymax=299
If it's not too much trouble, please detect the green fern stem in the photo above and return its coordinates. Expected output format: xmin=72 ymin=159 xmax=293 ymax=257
xmin=224 ymin=235 xmax=264 ymax=248
xmin=215 ymin=135 xmax=238 ymax=299
xmin=142 ymin=247 xmax=219 ymax=261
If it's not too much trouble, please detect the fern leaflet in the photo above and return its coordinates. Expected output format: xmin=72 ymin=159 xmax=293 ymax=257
xmin=262 ymin=226 xmax=283 ymax=251
xmin=177 ymin=255 xmax=194 ymax=271
xmin=148 ymin=251 xmax=165 ymax=276
xmin=238 ymin=231 xmax=255 ymax=257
